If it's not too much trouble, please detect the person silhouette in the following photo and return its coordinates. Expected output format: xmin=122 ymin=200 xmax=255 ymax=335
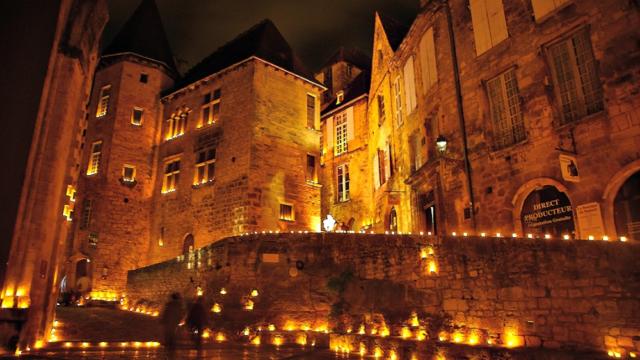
xmin=160 ymin=292 xmax=184 ymax=360
xmin=185 ymin=296 xmax=209 ymax=352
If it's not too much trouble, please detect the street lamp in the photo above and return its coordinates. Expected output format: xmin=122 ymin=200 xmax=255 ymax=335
xmin=436 ymin=135 xmax=447 ymax=154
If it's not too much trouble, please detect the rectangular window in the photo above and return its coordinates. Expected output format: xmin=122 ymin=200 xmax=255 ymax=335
xmin=378 ymin=149 xmax=387 ymax=186
xmin=306 ymin=154 xmax=318 ymax=183
xmin=403 ymin=57 xmax=417 ymax=113
xmin=80 ymin=199 xmax=93 ymax=230
xmin=546 ymin=28 xmax=603 ymax=125
xmin=199 ymin=89 xmax=221 ymax=128
xmin=486 ymin=68 xmax=526 ymax=149
xmin=337 ymin=164 xmax=350 ymax=202
xmin=306 ymin=94 xmax=317 ymax=129
xmin=393 ymin=77 xmax=403 ymax=126
xmin=131 ymin=108 xmax=143 ymax=126
xmin=122 ymin=165 xmax=136 ymax=182
xmin=139 ymin=73 xmax=148 ymax=83
xmin=377 ymin=94 xmax=386 ymax=126
xmin=419 ymin=27 xmax=438 ymax=91
xmin=86 ymin=141 xmax=102 ymax=175
xmin=96 ymin=85 xmax=111 ymax=117
xmin=410 ymin=133 xmax=424 ymax=172
xmin=531 ymin=0 xmax=570 ymax=21
xmin=279 ymin=204 xmax=294 ymax=221
xmin=162 ymin=158 xmax=180 ymax=193
xmin=469 ymin=0 xmax=509 ymax=55
xmin=166 ymin=113 xmax=187 ymax=140
xmin=193 ymin=148 xmax=216 ymax=185
xmin=334 ymin=112 xmax=348 ymax=155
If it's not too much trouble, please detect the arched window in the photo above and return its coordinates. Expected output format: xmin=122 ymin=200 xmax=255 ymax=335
xmin=614 ymin=171 xmax=640 ymax=241
xmin=389 ymin=207 xmax=398 ymax=232
xmin=183 ymin=234 xmax=194 ymax=255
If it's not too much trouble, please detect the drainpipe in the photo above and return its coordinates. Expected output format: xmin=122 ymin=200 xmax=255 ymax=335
xmin=444 ymin=0 xmax=477 ymax=231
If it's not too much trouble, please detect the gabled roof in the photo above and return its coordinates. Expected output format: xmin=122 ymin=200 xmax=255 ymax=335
xmin=321 ymin=70 xmax=371 ymax=116
xmin=168 ymin=19 xmax=316 ymax=94
xmin=320 ymin=47 xmax=371 ymax=71
xmin=103 ymin=0 xmax=178 ymax=75
xmin=378 ymin=12 xmax=412 ymax=51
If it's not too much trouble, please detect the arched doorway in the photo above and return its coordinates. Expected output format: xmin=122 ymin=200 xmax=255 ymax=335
xmin=183 ymin=234 xmax=194 ymax=255
xmin=614 ymin=170 xmax=640 ymax=241
xmin=520 ymin=185 xmax=575 ymax=237
xmin=389 ymin=207 xmax=398 ymax=232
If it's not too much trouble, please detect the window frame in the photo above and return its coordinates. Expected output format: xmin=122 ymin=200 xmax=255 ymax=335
xmin=544 ymin=26 xmax=603 ymax=126
xmin=485 ymin=66 xmax=526 ymax=149
xmin=393 ymin=76 xmax=403 ymax=127
xmin=334 ymin=111 xmax=348 ymax=156
xmin=162 ymin=157 xmax=181 ymax=194
xmin=86 ymin=140 xmax=102 ymax=176
xmin=199 ymin=89 xmax=221 ymax=128
xmin=306 ymin=154 xmax=318 ymax=184
xmin=193 ymin=147 xmax=216 ymax=186
xmin=279 ymin=203 xmax=295 ymax=222
xmin=166 ymin=112 xmax=188 ymax=140
xmin=336 ymin=163 xmax=350 ymax=203
xmin=122 ymin=164 xmax=136 ymax=182
xmin=96 ymin=85 xmax=111 ymax=118
xmin=131 ymin=107 xmax=144 ymax=126
xmin=306 ymin=93 xmax=317 ymax=129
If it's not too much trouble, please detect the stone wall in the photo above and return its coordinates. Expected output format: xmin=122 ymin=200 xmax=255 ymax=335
xmin=126 ymin=233 xmax=640 ymax=355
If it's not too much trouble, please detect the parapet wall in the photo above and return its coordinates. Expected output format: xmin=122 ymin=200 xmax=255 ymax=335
xmin=126 ymin=233 xmax=640 ymax=354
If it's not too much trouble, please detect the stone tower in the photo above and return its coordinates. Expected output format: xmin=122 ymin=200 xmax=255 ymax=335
xmin=68 ymin=0 xmax=176 ymax=297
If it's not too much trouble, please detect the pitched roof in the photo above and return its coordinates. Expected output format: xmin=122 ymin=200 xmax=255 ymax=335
xmin=321 ymin=70 xmax=370 ymax=116
xmin=320 ymin=47 xmax=371 ymax=71
xmin=168 ymin=19 xmax=317 ymax=94
xmin=103 ymin=0 xmax=178 ymax=75
xmin=378 ymin=12 xmax=412 ymax=51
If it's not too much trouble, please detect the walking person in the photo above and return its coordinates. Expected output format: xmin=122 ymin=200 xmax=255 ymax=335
xmin=186 ymin=296 xmax=209 ymax=353
xmin=160 ymin=292 xmax=184 ymax=360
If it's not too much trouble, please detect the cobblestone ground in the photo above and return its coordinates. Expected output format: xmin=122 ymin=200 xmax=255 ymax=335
xmin=0 ymin=307 xmax=346 ymax=359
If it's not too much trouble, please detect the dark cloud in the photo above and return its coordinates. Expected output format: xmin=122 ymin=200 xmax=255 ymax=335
xmin=104 ymin=0 xmax=419 ymax=73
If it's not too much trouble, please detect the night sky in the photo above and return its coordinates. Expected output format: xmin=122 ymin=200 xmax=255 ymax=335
xmin=105 ymin=0 xmax=419 ymax=74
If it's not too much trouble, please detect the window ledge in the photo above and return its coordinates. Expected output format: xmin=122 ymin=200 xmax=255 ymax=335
xmin=305 ymin=181 xmax=322 ymax=188
xmin=554 ymin=110 xmax=606 ymax=131
xmin=192 ymin=180 xmax=215 ymax=189
xmin=119 ymin=178 xmax=137 ymax=188
xmin=279 ymin=219 xmax=295 ymax=223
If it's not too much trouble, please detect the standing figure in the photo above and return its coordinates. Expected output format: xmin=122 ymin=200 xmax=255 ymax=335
xmin=186 ymin=296 xmax=209 ymax=352
xmin=160 ymin=292 xmax=184 ymax=360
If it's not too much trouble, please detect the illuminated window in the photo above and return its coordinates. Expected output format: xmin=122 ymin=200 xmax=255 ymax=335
xmin=531 ymin=0 xmax=571 ymax=21
xmin=393 ymin=77 xmax=403 ymax=126
xmin=122 ymin=165 xmax=136 ymax=182
xmin=63 ymin=204 xmax=73 ymax=221
xmin=131 ymin=108 xmax=143 ymax=126
xmin=486 ymin=68 xmax=525 ymax=149
xmin=307 ymin=94 xmax=317 ymax=129
xmin=306 ymin=154 xmax=318 ymax=183
xmin=199 ymin=89 xmax=221 ymax=128
xmin=337 ymin=164 xmax=350 ymax=202
xmin=166 ymin=112 xmax=187 ymax=140
xmin=86 ymin=141 xmax=102 ymax=175
xmin=162 ymin=158 xmax=180 ymax=193
xmin=546 ymin=28 xmax=602 ymax=125
xmin=334 ymin=112 xmax=348 ymax=155
xmin=88 ymin=232 xmax=98 ymax=247
xmin=469 ymin=0 xmax=508 ymax=55
xmin=194 ymin=148 xmax=216 ymax=185
xmin=377 ymin=94 xmax=385 ymax=126
xmin=336 ymin=91 xmax=344 ymax=105
xmin=80 ymin=199 xmax=93 ymax=230
xmin=279 ymin=204 xmax=294 ymax=221
xmin=96 ymin=85 xmax=111 ymax=117
xmin=66 ymin=185 xmax=76 ymax=202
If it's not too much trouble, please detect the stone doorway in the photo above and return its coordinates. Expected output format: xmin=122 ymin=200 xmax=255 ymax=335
xmin=614 ymin=170 xmax=640 ymax=241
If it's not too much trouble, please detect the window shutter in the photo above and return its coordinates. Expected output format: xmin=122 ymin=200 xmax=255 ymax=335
xmin=403 ymin=57 xmax=417 ymax=113
xmin=470 ymin=0 xmax=492 ymax=55
xmin=384 ymin=147 xmax=391 ymax=180
xmin=326 ymin=116 xmax=334 ymax=150
xmin=531 ymin=0 xmax=555 ymax=20
xmin=373 ymin=152 xmax=380 ymax=189
xmin=486 ymin=0 xmax=508 ymax=46
xmin=346 ymin=107 xmax=355 ymax=142
xmin=420 ymin=27 xmax=438 ymax=92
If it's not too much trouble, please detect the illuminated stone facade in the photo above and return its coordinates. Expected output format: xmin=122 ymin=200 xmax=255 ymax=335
xmin=68 ymin=14 xmax=324 ymax=295
xmin=350 ymin=0 xmax=640 ymax=241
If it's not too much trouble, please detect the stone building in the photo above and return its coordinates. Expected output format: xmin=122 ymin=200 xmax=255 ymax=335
xmin=68 ymin=2 xmax=325 ymax=296
xmin=316 ymin=49 xmax=373 ymax=230
xmin=0 ymin=0 xmax=108 ymax=349
xmin=360 ymin=0 xmax=640 ymax=241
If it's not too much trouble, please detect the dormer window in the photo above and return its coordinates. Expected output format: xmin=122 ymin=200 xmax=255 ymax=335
xmin=336 ymin=91 xmax=345 ymax=105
